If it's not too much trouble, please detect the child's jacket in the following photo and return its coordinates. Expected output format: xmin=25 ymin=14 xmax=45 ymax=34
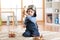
xmin=23 ymin=15 xmax=40 ymax=37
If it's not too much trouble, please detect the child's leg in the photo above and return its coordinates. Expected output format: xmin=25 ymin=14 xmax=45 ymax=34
xmin=31 ymin=27 xmax=40 ymax=37
xmin=22 ymin=29 xmax=31 ymax=37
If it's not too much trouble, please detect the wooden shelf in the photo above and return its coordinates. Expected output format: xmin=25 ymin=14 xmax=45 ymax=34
xmin=45 ymin=0 xmax=60 ymax=26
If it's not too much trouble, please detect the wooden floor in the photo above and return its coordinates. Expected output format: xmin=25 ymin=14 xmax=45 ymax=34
xmin=0 ymin=22 xmax=60 ymax=32
xmin=0 ymin=22 xmax=60 ymax=40
xmin=37 ymin=22 xmax=60 ymax=32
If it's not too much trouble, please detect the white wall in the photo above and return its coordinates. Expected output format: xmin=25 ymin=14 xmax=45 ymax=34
xmin=36 ymin=8 xmax=43 ymax=21
xmin=1 ymin=0 xmax=43 ymax=21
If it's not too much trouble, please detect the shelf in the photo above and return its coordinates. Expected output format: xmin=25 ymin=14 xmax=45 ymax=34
xmin=46 ymin=0 xmax=60 ymax=3
xmin=46 ymin=3 xmax=52 ymax=8
xmin=45 ymin=23 xmax=60 ymax=26
xmin=45 ymin=0 xmax=60 ymax=26
xmin=45 ymin=8 xmax=53 ymax=13
xmin=52 ymin=12 xmax=60 ymax=14
xmin=46 ymin=0 xmax=52 ymax=2
xmin=46 ymin=12 xmax=60 ymax=14
xmin=46 ymin=2 xmax=52 ymax=3
xmin=52 ymin=2 xmax=60 ymax=3
xmin=45 ymin=12 xmax=53 ymax=14
xmin=45 ymin=8 xmax=60 ymax=13
xmin=52 ymin=0 xmax=60 ymax=2
xmin=52 ymin=2 xmax=60 ymax=9
xmin=53 ymin=9 xmax=60 ymax=13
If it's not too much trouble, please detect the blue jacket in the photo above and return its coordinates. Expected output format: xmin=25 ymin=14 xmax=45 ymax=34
xmin=23 ymin=15 xmax=40 ymax=37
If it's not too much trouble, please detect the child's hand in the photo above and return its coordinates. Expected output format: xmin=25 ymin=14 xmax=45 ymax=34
xmin=25 ymin=13 xmax=28 ymax=16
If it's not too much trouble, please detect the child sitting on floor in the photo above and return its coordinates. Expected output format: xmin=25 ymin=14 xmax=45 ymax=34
xmin=22 ymin=5 xmax=40 ymax=37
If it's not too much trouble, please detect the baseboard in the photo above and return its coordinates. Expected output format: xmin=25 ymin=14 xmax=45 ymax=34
xmin=2 ymin=21 xmax=22 ymax=25
xmin=37 ymin=20 xmax=44 ymax=23
xmin=2 ymin=20 xmax=44 ymax=23
xmin=2 ymin=20 xmax=44 ymax=25
xmin=2 ymin=21 xmax=22 ymax=23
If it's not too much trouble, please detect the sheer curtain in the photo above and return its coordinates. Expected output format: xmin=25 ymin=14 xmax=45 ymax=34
xmin=1 ymin=0 xmax=21 ymax=21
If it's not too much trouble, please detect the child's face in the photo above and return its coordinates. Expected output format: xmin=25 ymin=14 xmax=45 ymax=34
xmin=27 ymin=9 xmax=35 ymax=16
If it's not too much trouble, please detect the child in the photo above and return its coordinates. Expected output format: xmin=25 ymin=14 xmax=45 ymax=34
xmin=22 ymin=5 xmax=40 ymax=37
